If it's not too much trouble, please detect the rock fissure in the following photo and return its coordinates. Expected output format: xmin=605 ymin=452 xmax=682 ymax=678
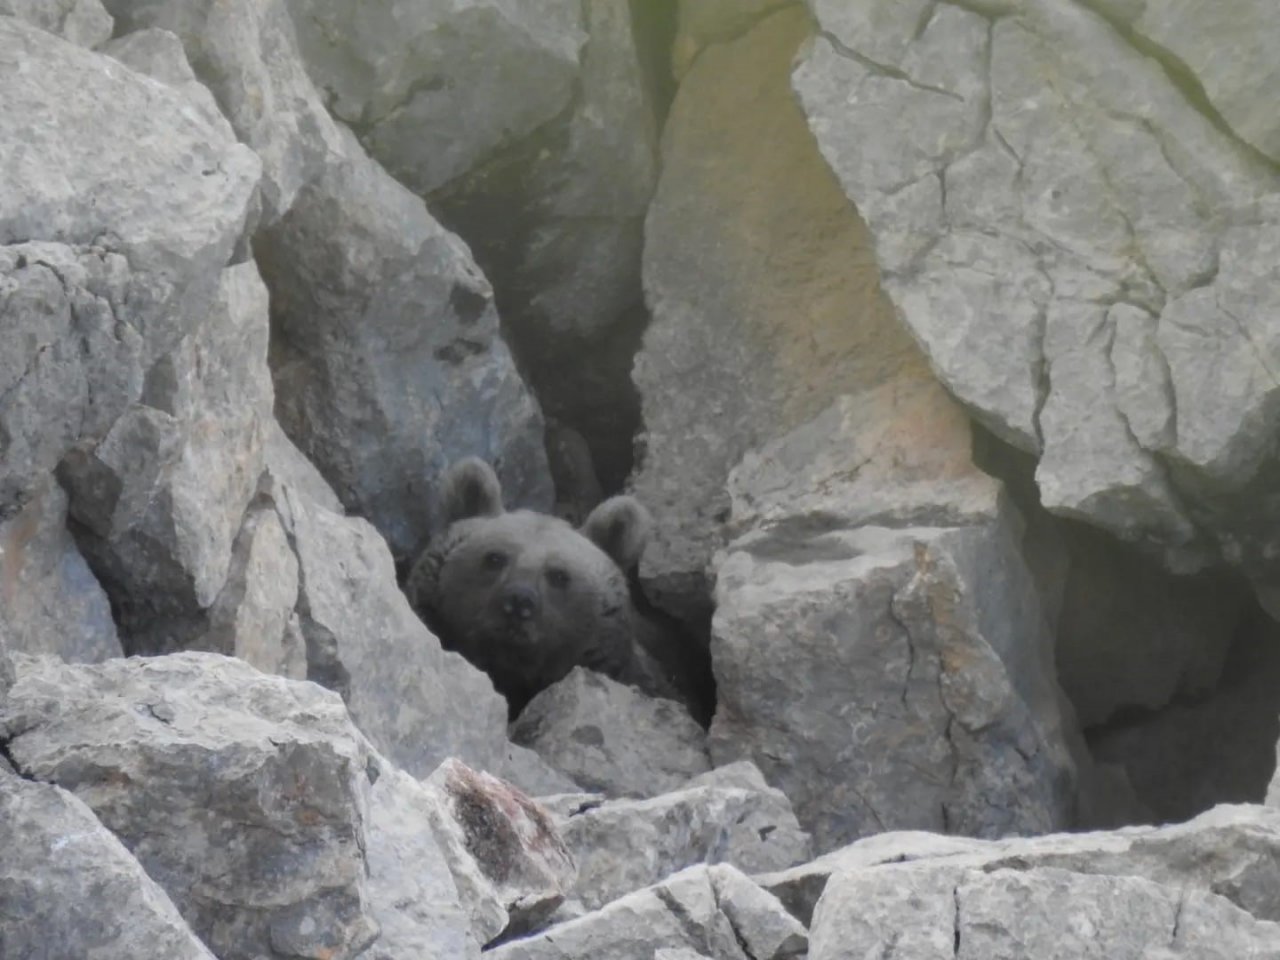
xmin=817 ymin=30 xmax=965 ymax=103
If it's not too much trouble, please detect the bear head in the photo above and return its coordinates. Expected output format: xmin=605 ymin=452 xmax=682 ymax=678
xmin=406 ymin=456 xmax=653 ymax=715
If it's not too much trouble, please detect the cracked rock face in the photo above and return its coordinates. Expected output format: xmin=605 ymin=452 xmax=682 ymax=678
xmin=793 ymin=0 xmax=1280 ymax=585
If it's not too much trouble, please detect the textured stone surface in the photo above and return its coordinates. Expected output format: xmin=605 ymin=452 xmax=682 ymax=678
xmin=60 ymin=261 xmax=274 ymax=653
xmin=258 ymin=124 xmax=551 ymax=562
xmin=102 ymin=0 xmax=344 ymax=223
xmin=425 ymin=759 xmax=576 ymax=944
xmin=556 ymin=760 xmax=810 ymax=911
xmin=100 ymin=28 xmax=230 ymax=134
xmin=489 ymin=864 xmax=801 ymax=960
xmin=511 ymin=667 xmax=710 ymax=797
xmin=671 ymin=0 xmax=790 ymax=78
xmin=285 ymin=0 xmax=584 ymax=196
xmin=0 ymin=17 xmax=260 ymax=519
xmin=0 ymin=0 xmax=112 ymax=46
xmin=0 ymin=768 xmax=217 ymax=960
xmin=793 ymin=0 xmax=1280 ymax=580
xmin=0 ymin=476 xmax=121 ymax=663
xmin=1 ymin=653 xmax=378 ymax=960
xmin=710 ymin=506 xmax=1075 ymax=854
xmin=632 ymin=6 xmax=933 ymax=625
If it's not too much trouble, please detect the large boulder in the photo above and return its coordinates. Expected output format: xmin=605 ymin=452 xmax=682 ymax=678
xmin=1 ymin=653 xmax=379 ymax=960
xmin=0 ymin=16 xmax=260 ymax=520
xmin=0 ymin=0 xmax=112 ymax=46
xmin=0 ymin=767 xmax=217 ymax=960
xmin=792 ymin=0 xmax=1280 ymax=590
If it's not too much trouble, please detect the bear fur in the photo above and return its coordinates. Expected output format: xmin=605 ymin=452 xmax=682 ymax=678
xmin=405 ymin=457 xmax=683 ymax=718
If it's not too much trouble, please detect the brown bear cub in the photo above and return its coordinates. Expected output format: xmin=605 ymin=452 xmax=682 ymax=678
xmin=405 ymin=457 xmax=682 ymax=718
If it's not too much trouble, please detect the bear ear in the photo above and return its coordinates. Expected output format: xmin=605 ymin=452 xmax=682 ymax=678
xmin=581 ymin=495 xmax=652 ymax=571
xmin=441 ymin=457 xmax=504 ymax=523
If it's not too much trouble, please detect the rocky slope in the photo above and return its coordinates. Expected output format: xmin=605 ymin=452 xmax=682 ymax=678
xmin=3 ymin=1 xmax=1280 ymax=957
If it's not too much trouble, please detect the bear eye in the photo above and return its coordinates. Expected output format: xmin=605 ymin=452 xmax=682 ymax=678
xmin=481 ymin=550 xmax=508 ymax=571
xmin=546 ymin=567 xmax=571 ymax=590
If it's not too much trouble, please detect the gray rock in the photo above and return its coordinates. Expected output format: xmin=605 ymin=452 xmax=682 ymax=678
xmin=260 ymin=415 xmax=344 ymax=515
xmin=0 ymin=475 xmax=121 ymax=663
xmin=284 ymin=0 xmax=585 ymax=196
xmin=761 ymin=803 xmax=1280 ymax=929
xmin=365 ymin=759 xmax=482 ymax=960
xmin=556 ymin=760 xmax=811 ymax=911
xmin=630 ymin=6 xmax=944 ymax=625
xmin=489 ymin=863 xmax=800 ymax=960
xmin=0 ymin=0 xmax=112 ymax=46
xmin=793 ymin=0 xmax=1280 ymax=578
xmin=1125 ymin=0 xmax=1280 ymax=162
xmin=282 ymin=479 xmax=514 ymax=778
xmin=1 ymin=652 xmax=379 ymax=960
xmin=201 ymin=505 xmax=305 ymax=679
xmin=101 ymin=0 xmax=344 ymax=223
xmin=257 ymin=123 xmax=551 ymax=562
xmin=100 ymin=28 xmax=230 ymax=133
xmin=671 ymin=0 xmax=791 ymax=78
xmin=59 ymin=262 xmax=275 ymax=653
xmin=710 ymin=506 xmax=1076 ymax=854
xmin=0 ymin=767 xmax=217 ymax=960
xmin=0 ymin=18 xmax=260 ymax=517
xmin=425 ymin=758 xmax=576 ymax=944
xmin=510 ymin=667 xmax=711 ymax=797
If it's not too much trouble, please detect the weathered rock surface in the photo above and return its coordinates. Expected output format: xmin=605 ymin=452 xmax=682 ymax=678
xmin=711 ymin=503 xmax=1076 ymax=854
xmin=1 ymin=653 xmax=378 ymax=960
xmin=761 ymin=803 xmax=1280 ymax=929
xmin=0 ymin=476 xmax=121 ymax=663
xmin=0 ymin=17 xmax=260 ymax=520
xmin=556 ymin=760 xmax=810 ymax=912
xmin=258 ymin=123 xmax=551 ymax=561
xmin=630 ymin=6 xmax=959 ymax=626
xmin=511 ymin=667 xmax=711 ymax=797
xmin=489 ymin=864 xmax=805 ymax=960
xmin=0 ymin=0 xmax=112 ymax=46
xmin=425 ymin=759 xmax=576 ymax=944
xmin=60 ymin=261 xmax=275 ymax=654
xmin=0 ymin=767 xmax=217 ymax=960
xmin=793 ymin=0 xmax=1280 ymax=584
xmin=284 ymin=0 xmax=584 ymax=197
xmin=100 ymin=28 xmax=231 ymax=134
xmin=670 ymin=0 xmax=790 ymax=79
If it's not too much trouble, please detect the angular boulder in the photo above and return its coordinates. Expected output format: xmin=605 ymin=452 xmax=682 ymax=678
xmin=0 ymin=0 xmax=112 ymax=46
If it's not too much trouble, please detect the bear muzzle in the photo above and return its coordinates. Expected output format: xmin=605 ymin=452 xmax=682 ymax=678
xmin=500 ymin=582 xmax=541 ymax=622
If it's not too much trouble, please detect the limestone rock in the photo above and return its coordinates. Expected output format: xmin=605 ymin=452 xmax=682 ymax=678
xmin=0 ymin=768 xmax=216 ymax=960
xmin=0 ymin=0 xmax=112 ymax=46
xmin=0 ymin=17 xmax=260 ymax=518
xmin=1 ymin=652 xmax=379 ymax=960
xmin=425 ymin=759 xmax=576 ymax=944
xmin=284 ymin=0 xmax=585 ymax=196
xmin=365 ymin=759 xmax=482 ymax=960
xmin=710 ymin=505 xmax=1076 ymax=854
xmin=630 ymin=6 xmax=940 ymax=625
xmin=511 ymin=667 xmax=711 ymax=797
xmin=488 ymin=864 xmax=801 ymax=960
xmin=257 ymin=124 xmax=551 ymax=562
xmin=59 ymin=262 xmax=275 ymax=653
xmin=556 ymin=760 xmax=811 ymax=911
xmin=793 ymin=0 xmax=1280 ymax=581
xmin=0 ymin=476 xmax=121 ymax=663
xmin=100 ymin=28 xmax=231 ymax=134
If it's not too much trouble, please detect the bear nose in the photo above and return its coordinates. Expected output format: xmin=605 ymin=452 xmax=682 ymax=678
xmin=501 ymin=583 xmax=540 ymax=621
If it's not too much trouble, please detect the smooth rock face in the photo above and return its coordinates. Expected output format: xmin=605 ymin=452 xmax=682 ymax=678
xmin=557 ymin=761 xmax=811 ymax=912
xmin=510 ymin=667 xmax=711 ymax=797
xmin=793 ymin=0 xmax=1280 ymax=579
xmin=284 ymin=0 xmax=585 ymax=196
xmin=0 ymin=0 xmax=113 ymax=46
xmin=0 ymin=768 xmax=217 ymax=960
xmin=0 ymin=17 xmax=260 ymax=519
xmin=425 ymin=759 xmax=576 ymax=943
xmin=0 ymin=476 xmax=121 ymax=663
xmin=60 ymin=262 xmax=275 ymax=654
xmin=488 ymin=864 xmax=803 ymax=960
xmin=630 ymin=6 xmax=942 ymax=625
xmin=711 ymin=511 xmax=1075 ymax=854
xmin=1 ymin=653 xmax=378 ymax=960
xmin=258 ymin=124 xmax=551 ymax=562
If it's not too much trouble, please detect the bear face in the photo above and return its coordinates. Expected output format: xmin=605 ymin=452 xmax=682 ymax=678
xmin=406 ymin=457 xmax=672 ymax=717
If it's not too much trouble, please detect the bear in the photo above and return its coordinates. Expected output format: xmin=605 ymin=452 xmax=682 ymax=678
xmin=405 ymin=456 xmax=684 ymax=719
